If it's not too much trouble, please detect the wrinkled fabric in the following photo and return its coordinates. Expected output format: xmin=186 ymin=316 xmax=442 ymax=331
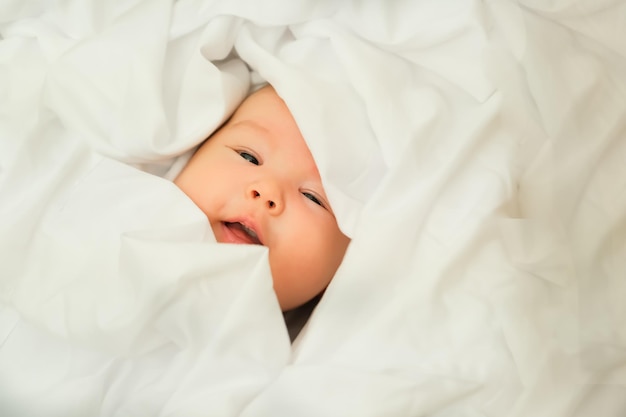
xmin=0 ymin=0 xmax=624 ymax=416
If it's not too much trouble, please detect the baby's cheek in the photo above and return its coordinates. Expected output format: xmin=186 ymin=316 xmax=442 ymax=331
xmin=268 ymin=213 xmax=349 ymax=310
xmin=268 ymin=232 xmax=330 ymax=310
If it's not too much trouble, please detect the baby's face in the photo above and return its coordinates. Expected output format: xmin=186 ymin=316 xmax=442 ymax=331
xmin=175 ymin=86 xmax=350 ymax=311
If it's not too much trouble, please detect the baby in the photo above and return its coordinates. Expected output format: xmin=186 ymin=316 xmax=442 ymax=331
xmin=174 ymin=85 xmax=350 ymax=311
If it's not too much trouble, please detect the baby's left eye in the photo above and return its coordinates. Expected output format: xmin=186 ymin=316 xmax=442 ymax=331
xmin=238 ymin=151 xmax=259 ymax=165
xmin=302 ymin=192 xmax=324 ymax=208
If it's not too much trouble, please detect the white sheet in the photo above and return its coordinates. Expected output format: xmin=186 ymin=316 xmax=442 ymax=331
xmin=1 ymin=0 xmax=625 ymax=416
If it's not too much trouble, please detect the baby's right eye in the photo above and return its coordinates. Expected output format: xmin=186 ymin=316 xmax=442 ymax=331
xmin=238 ymin=151 xmax=259 ymax=165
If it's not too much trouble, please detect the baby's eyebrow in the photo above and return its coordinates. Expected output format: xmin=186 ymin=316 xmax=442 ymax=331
xmin=230 ymin=120 xmax=270 ymax=138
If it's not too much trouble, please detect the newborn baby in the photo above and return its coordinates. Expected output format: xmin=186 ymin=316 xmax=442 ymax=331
xmin=174 ymin=85 xmax=350 ymax=311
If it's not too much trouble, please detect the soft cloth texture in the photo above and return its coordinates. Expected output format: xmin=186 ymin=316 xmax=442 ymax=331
xmin=1 ymin=0 xmax=625 ymax=416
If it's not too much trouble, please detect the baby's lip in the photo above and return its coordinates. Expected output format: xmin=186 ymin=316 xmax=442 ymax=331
xmin=220 ymin=219 xmax=264 ymax=245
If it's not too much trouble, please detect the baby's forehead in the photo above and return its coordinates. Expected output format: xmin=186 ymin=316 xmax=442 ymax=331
xmin=232 ymin=88 xmax=290 ymax=120
xmin=227 ymin=93 xmax=303 ymax=142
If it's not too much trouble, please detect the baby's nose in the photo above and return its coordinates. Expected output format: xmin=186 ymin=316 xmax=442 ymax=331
xmin=248 ymin=182 xmax=284 ymax=214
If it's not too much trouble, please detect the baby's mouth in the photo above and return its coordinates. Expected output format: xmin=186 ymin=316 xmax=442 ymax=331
xmin=223 ymin=222 xmax=263 ymax=245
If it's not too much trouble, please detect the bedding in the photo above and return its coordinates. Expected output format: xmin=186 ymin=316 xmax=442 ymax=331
xmin=1 ymin=0 xmax=625 ymax=415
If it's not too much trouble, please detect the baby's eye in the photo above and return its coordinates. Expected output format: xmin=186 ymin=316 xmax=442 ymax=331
xmin=302 ymin=192 xmax=325 ymax=208
xmin=238 ymin=151 xmax=259 ymax=165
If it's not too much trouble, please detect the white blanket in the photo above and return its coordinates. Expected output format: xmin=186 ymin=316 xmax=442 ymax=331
xmin=1 ymin=0 xmax=625 ymax=415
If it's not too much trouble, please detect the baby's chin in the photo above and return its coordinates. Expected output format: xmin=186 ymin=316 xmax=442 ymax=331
xmin=208 ymin=219 xmax=333 ymax=311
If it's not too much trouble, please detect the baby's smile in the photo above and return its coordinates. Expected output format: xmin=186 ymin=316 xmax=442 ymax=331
xmin=221 ymin=221 xmax=263 ymax=245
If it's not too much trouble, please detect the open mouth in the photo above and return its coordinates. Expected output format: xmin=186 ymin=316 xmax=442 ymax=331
xmin=223 ymin=221 xmax=263 ymax=245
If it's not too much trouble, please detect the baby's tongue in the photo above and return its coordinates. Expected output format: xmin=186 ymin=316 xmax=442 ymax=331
xmin=225 ymin=222 xmax=259 ymax=245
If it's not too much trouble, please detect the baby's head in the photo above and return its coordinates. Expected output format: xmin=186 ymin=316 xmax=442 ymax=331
xmin=175 ymin=85 xmax=350 ymax=311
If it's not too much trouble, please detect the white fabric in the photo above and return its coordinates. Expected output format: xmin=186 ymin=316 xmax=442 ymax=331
xmin=1 ymin=0 xmax=625 ymax=415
